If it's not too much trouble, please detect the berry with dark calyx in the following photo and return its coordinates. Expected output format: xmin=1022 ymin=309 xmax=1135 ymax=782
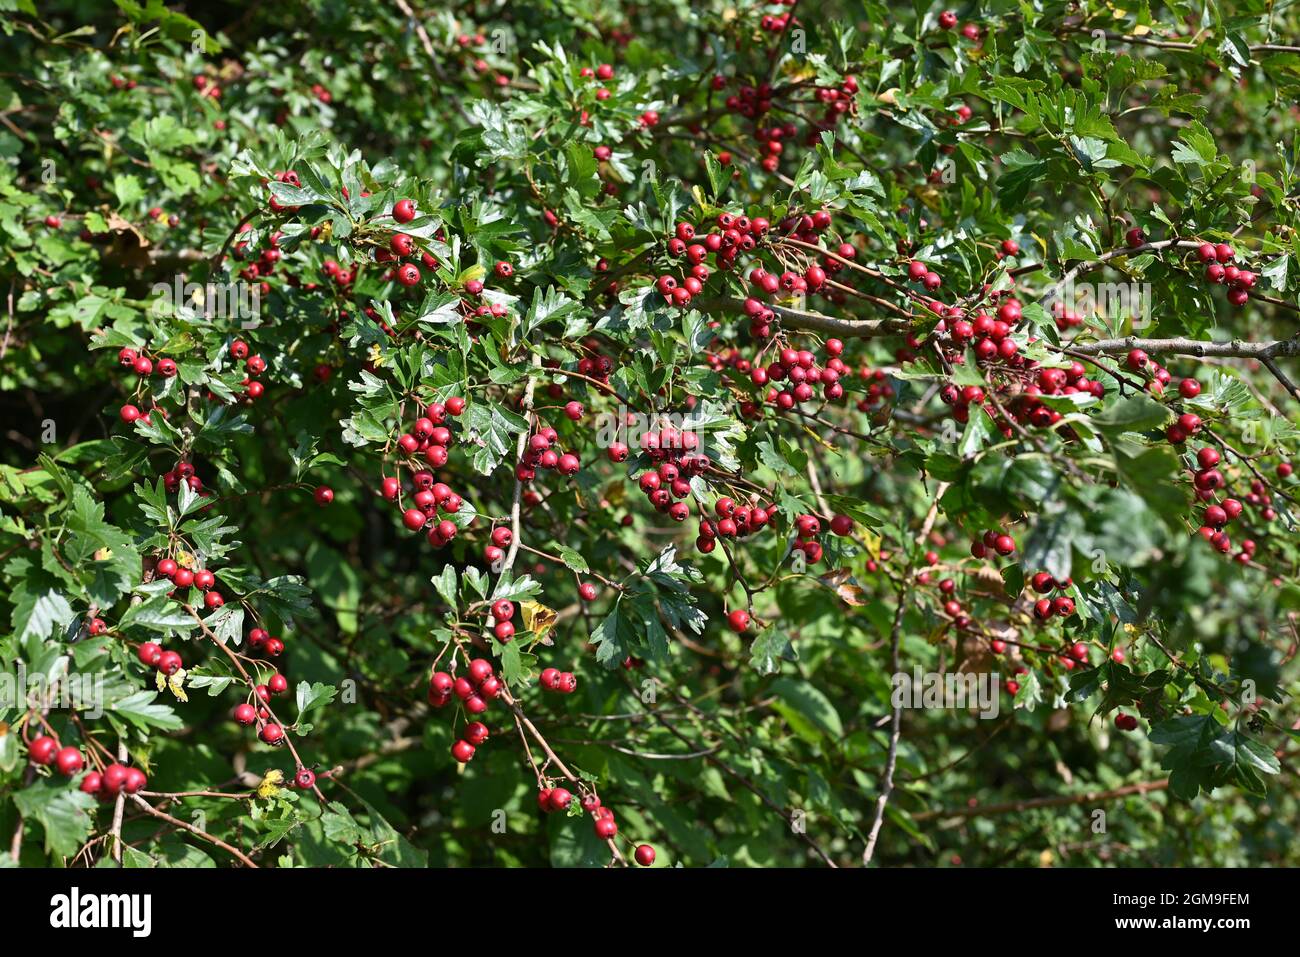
xmin=451 ymin=739 xmax=476 ymax=763
xmin=393 ymin=199 xmax=417 ymax=223
xmin=29 ymin=736 xmax=59 ymax=765
xmin=55 ymin=746 xmax=84 ymax=776
xmin=463 ymin=721 xmax=490 ymax=745
xmin=727 ymin=609 xmax=751 ymax=632
xmin=260 ymin=723 xmax=285 ymax=744
xmin=157 ymin=650 xmax=183 ymax=676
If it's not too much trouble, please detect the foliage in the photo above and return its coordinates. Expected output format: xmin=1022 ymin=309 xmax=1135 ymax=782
xmin=0 ymin=0 xmax=1298 ymax=868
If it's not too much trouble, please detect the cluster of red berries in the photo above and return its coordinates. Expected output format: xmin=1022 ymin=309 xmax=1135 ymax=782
xmin=1196 ymin=242 xmax=1254 ymax=307
xmin=137 ymin=640 xmax=184 ymax=678
xmin=429 ymin=657 xmax=501 ymax=717
xmin=539 ymin=667 xmax=578 ymax=693
xmin=232 ymin=671 xmax=289 ymax=746
xmin=938 ymin=295 xmax=1028 ymax=367
xmin=232 ymin=223 xmax=287 ymax=295
xmin=114 ymin=344 xmax=180 ymax=424
xmin=755 ymin=340 xmax=852 ymax=410
xmin=27 ymin=735 xmax=86 ymax=777
xmin=517 ymin=424 xmax=581 ymax=483
xmin=1185 ymin=446 xmax=1262 ymax=558
xmin=81 ymin=762 xmax=149 ymax=799
xmin=247 ymin=626 xmax=287 ymax=657
xmin=428 ymin=659 xmax=501 ymax=762
xmin=396 ymin=396 xmax=466 ymax=470
xmin=654 ymin=212 xmax=771 ymax=309
xmin=695 ymin=496 xmax=775 ymax=554
xmin=377 ymin=225 xmax=443 ymax=289
xmin=970 ymin=529 xmax=1017 ymax=559
xmin=397 ymin=471 xmax=467 ymax=548
xmin=577 ymin=62 xmax=617 ymax=105
xmin=154 ymin=554 xmax=225 ymax=609
xmin=937 ymin=9 xmax=983 ymax=40
xmin=626 ymin=428 xmax=710 ymax=524
xmin=488 ymin=597 xmax=518 ymax=641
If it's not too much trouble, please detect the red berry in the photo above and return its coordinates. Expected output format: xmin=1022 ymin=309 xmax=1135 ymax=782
xmin=260 ymin=723 xmax=285 ymax=744
xmin=634 ymin=844 xmax=656 ymax=866
xmin=393 ymin=199 xmax=416 ymax=223
xmin=55 ymin=747 xmax=84 ymax=776
xmin=157 ymin=650 xmax=183 ymax=676
xmin=727 ymin=609 xmax=751 ymax=632
xmin=451 ymin=739 xmax=475 ymax=763
xmin=29 ymin=736 xmax=58 ymax=765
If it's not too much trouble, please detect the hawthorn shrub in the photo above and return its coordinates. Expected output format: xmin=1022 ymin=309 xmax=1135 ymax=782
xmin=1 ymin=1 xmax=1298 ymax=869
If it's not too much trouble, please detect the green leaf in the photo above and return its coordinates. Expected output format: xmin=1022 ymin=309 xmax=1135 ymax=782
xmin=769 ymin=677 xmax=843 ymax=741
xmin=13 ymin=779 xmax=97 ymax=858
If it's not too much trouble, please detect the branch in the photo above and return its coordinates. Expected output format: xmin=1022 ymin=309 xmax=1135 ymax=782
xmin=128 ymin=795 xmax=259 ymax=867
xmin=108 ymin=739 xmax=128 ymax=864
xmin=1065 ymin=335 xmax=1299 ymax=360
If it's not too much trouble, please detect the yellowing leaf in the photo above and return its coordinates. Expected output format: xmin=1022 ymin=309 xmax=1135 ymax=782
xmin=858 ymin=529 xmax=882 ymax=562
xmin=367 ymin=343 xmax=384 ymax=367
xmin=165 ymin=669 xmax=188 ymax=702
xmin=520 ymin=600 xmax=557 ymax=640
xmin=175 ymin=549 xmax=194 ymax=568
xmin=257 ymin=768 xmax=284 ymax=798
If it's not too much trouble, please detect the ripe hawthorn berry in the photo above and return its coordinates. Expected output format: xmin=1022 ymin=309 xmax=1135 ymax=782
xmin=29 ymin=736 xmax=59 ymax=765
xmin=635 ymin=844 xmax=656 ymax=866
xmin=260 ymin=723 xmax=285 ymax=744
xmin=393 ymin=199 xmax=416 ymax=223
xmin=727 ymin=609 xmax=751 ymax=632
xmin=451 ymin=739 xmax=475 ymax=763
xmin=55 ymin=746 xmax=84 ymax=776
